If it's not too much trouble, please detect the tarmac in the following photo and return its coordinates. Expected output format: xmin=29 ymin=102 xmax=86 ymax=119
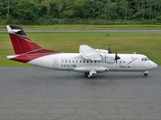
xmin=0 ymin=66 xmax=161 ymax=120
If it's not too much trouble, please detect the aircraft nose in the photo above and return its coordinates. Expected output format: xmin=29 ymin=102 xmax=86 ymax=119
xmin=153 ymin=62 xmax=158 ymax=69
xmin=150 ymin=61 xmax=158 ymax=69
xmin=148 ymin=61 xmax=158 ymax=69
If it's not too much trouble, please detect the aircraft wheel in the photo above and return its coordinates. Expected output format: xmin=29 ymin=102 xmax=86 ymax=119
xmin=84 ymin=73 xmax=88 ymax=77
xmin=144 ymin=73 xmax=148 ymax=76
xmin=87 ymin=74 xmax=92 ymax=78
xmin=84 ymin=72 xmax=92 ymax=78
xmin=143 ymin=71 xmax=149 ymax=76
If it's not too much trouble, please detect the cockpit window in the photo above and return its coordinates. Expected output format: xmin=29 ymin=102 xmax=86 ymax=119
xmin=141 ymin=57 xmax=149 ymax=61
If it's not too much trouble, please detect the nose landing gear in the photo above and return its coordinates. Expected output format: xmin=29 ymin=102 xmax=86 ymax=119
xmin=143 ymin=71 xmax=149 ymax=76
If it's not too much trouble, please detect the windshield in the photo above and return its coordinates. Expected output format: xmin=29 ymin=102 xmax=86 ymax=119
xmin=141 ymin=57 xmax=149 ymax=61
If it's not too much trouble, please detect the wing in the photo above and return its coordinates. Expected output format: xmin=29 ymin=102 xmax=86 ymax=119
xmin=79 ymin=45 xmax=102 ymax=61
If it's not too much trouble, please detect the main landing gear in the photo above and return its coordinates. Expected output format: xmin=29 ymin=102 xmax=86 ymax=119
xmin=143 ymin=71 xmax=149 ymax=76
xmin=85 ymin=73 xmax=92 ymax=78
xmin=85 ymin=70 xmax=96 ymax=78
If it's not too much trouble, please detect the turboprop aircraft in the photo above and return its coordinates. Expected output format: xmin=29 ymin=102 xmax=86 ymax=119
xmin=6 ymin=25 xmax=158 ymax=78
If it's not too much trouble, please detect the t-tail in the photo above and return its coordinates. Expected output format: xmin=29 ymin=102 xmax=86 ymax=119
xmin=7 ymin=25 xmax=59 ymax=63
xmin=7 ymin=25 xmax=56 ymax=55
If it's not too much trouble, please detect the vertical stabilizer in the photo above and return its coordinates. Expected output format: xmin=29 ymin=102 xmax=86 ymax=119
xmin=7 ymin=25 xmax=56 ymax=55
xmin=7 ymin=25 xmax=42 ymax=54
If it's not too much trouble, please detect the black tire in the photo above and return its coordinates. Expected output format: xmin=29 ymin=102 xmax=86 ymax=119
xmin=144 ymin=73 xmax=148 ymax=76
xmin=84 ymin=72 xmax=92 ymax=78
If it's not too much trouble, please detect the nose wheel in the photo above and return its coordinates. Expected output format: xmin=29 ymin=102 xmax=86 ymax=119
xmin=143 ymin=71 xmax=149 ymax=76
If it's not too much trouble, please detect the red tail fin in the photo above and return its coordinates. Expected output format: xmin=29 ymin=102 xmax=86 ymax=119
xmin=7 ymin=25 xmax=55 ymax=54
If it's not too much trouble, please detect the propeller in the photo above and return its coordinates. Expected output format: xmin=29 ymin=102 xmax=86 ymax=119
xmin=115 ymin=50 xmax=120 ymax=63
xmin=108 ymin=47 xmax=113 ymax=54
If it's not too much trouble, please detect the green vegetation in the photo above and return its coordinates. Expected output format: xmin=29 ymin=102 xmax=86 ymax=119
xmin=0 ymin=33 xmax=161 ymax=66
xmin=1 ymin=0 xmax=161 ymax=25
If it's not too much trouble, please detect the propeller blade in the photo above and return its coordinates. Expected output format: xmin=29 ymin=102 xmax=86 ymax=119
xmin=108 ymin=47 xmax=112 ymax=54
xmin=115 ymin=50 xmax=120 ymax=63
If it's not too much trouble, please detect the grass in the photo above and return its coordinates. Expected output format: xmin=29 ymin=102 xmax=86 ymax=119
xmin=1 ymin=24 xmax=161 ymax=30
xmin=0 ymin=33 xmax=161 ymax=66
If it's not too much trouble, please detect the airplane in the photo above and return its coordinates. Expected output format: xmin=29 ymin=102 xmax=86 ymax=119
xmin=6 ymin=25 xmax=158 ymax=78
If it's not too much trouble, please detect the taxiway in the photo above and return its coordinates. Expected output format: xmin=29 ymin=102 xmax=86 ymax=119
xmin=0 ymin=67 xmax=160 ymax=120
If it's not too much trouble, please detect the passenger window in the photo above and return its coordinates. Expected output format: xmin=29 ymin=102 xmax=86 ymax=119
xmin=72 ymin=60 xmax=74 ymax=63
xmin=83 ymin=60 xmax=85 ymax=63
xmin=80 ymin=60 xmax=82 ymax=63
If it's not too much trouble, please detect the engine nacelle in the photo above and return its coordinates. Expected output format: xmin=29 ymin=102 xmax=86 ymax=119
xmin=106 ymin=54 xmax=115 ymax=63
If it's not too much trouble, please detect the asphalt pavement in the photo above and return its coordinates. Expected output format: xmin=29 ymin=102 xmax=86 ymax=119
xmin=0 ymin=67 xmax=160 ymax=120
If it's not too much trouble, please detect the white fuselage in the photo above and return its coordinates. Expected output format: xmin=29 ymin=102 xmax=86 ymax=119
xmin=28 ymin=52 xmax=157 ymax=73
xmin=6 ymin=25 xmax=158 ymax=78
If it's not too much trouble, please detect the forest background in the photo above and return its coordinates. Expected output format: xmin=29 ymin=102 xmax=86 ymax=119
xmin=1 ymin=0 xmax=161 ymax=25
